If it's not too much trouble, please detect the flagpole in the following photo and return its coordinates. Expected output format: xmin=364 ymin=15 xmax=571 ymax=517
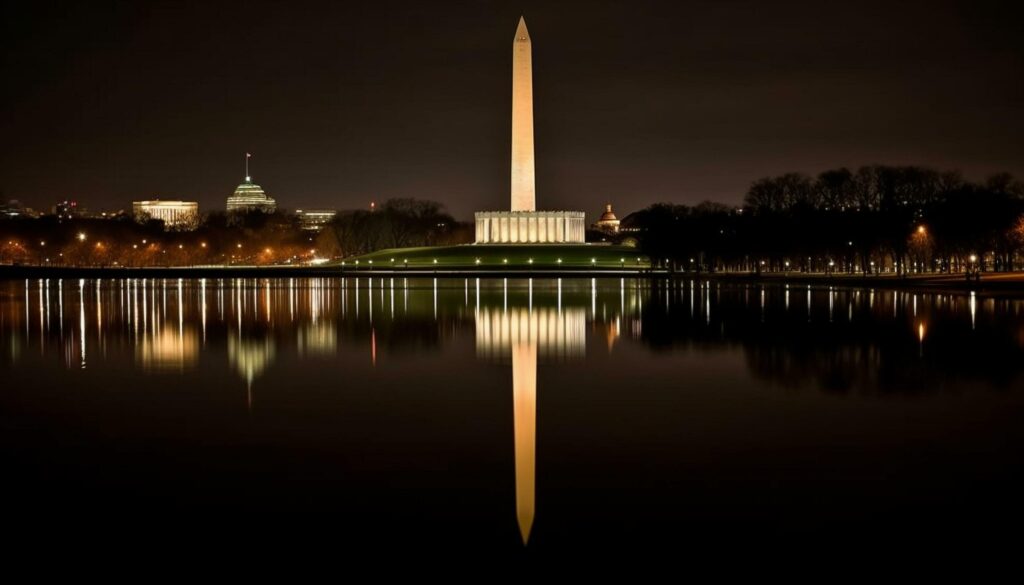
xmin=245 ymin=153 xmax=249 ymax=180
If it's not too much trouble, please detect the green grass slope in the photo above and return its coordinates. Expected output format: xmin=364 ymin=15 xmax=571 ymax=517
xmin=338 ymin=244 xmax=649 ymax=269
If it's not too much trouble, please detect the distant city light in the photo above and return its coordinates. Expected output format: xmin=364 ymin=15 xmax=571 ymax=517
xmin=77 ymin=233 xmax=86 ymax=241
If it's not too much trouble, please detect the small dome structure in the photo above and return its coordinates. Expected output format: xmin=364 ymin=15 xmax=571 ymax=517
xmin=592 ymin=203 xmax=621 ymax=233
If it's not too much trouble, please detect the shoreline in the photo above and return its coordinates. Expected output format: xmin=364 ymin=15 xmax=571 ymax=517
xmin=691 ymin=271 xmax=1024 ymax=295
xmin=0 ymin=264 xmax=654 ymax=279
xmin=2 ymin=264 xmax=1023 ymax=294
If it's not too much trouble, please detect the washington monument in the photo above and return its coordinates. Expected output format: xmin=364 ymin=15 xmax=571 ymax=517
xmin=474 ymin=17 xmax=584 ymax=244
xmin=511 ymin=16 xmax=535 ymax=212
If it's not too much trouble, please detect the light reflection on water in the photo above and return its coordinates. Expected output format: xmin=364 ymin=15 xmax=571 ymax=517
xmin=1 ymin=276 xmax=1024 ymax=548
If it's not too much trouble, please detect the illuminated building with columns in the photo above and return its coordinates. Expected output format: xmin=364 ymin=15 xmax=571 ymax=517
xmin=133 ymin=200 xmax=199 ymax=231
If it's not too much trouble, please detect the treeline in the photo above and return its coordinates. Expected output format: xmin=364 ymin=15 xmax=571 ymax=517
xmin=313 ymin=198 xmax=472 ymax=257
xmin=0 ymin=209 xmax=313 ymax=266
xmin=629 ymin=166 xmax=1024 ymax=273
xmin=0 ymin=198 xmax=468 ymax=266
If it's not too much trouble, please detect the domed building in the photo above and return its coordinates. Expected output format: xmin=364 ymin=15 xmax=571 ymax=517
xmin=592 ymin=204 xmax=620 ymax=233
xmin=227 ymin=176 xmax=277 ymax=214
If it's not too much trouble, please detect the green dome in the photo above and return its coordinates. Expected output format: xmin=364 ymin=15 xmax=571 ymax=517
xmin=227 ymin=177 xmax=277 ymax=213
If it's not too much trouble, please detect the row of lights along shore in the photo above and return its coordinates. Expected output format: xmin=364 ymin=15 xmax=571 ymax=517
xmin=340 ymin=256 xmax=645 ymax=266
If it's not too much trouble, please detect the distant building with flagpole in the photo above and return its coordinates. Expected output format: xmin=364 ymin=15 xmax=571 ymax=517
xmin=227 ymin=153 xmax=277 ymax=214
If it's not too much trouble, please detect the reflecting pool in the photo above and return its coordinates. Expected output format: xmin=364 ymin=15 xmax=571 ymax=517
xmin=2 ymin=277 xmax=1023 ymax=552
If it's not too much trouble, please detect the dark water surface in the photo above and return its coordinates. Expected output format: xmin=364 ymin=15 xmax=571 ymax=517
xmin=2 ymin=277 xmax=1023 ymax=554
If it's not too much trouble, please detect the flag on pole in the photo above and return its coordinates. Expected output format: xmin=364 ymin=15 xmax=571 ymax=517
xmin=246 ymin=153 xmax=252 ymax=158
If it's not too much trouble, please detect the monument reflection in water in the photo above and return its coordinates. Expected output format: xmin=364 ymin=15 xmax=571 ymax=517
xmin=476 ymin=291 xmax=587 ymax=543
xmin=2 ymin=277 xmax=1024 ymax=549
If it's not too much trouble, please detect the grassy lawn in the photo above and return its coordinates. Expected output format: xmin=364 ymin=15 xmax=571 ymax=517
xmin=338 ymin=244 xmax=649 ymax=269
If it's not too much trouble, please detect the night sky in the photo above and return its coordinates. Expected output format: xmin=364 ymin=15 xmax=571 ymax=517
xmin=2 ymin=0 xmax=1022 ymax=220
